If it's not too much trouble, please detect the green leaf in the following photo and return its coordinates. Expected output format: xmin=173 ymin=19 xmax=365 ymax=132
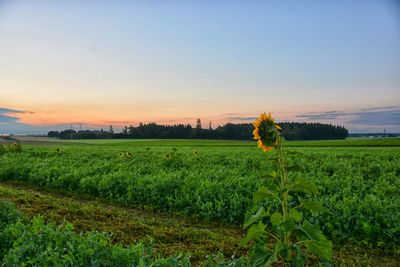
xmin=291 ymin=244 xmax=306 ymax=267
xmin=240 ymin=221 xmax=265 ymax=246
xmin=253 ymin=186 xmax=277 ymax=204
xmin=262 ymin=170 xmax=277 ymax=179
xmin=301 ymin=200 xmax=324 ymax=212
xmin=305 ymin=234 xmax=333 ymax=261
xmin=291 ymin=178 xmax=319 ymax=195
xmin=265 ymin=241 xmax=284 ymax=266
xmin=289 ymin=209 xmax=303 ymax=222
xmin=298 ymin=220 xmax=322 ymax=240
xmin=244 ymin=207 xmax=268 ymax=229
xmin=249 ymin=240 xmax=271 ymax=266
xmin=269 ymin=170 xmax=277 ymax=178
xmin=270 ymin=212 xmax=284 ymax=226
xmin=280 ymin=218 xmax=296 ymax=232
xmin=286 ymin=164 xmax=301 ymax=172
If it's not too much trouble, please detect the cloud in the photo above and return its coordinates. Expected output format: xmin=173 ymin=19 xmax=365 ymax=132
xmin=0 ymin=107 xmax=28 ymax=124
xmin=360 ymin=106 xmax=399 ymax=112
xmin=2 ymin=105 xmax=399 ymax=134
xmin=0 ymin=106 xmax=127 ymax=134
xmin=0 ymin=107 xmax=35 ymax=124
xmin=296 ymin=106 xmax=400 ymax=131
xmin=102 ymin=121 xmax=129 ymax=125
xmin=0 ymin=107 xmax=43 ymax=134
xmin=0 ymin=114 xmax=20 ymax=123
xmin=0 ymin=107 xmax=26 ymax=114
xmin=228 ymin=117 xmax=258 ymax=121
xmin=296 ymin=111 xmax=346 ymax=120
xmin=348 ymin=109 xmax=400 ymax=126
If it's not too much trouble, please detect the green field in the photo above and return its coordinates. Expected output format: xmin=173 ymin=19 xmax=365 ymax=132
xmin=9 ymin=136 xmax=400 ymax=147
xmin=1 ymin=138 xmax=399 ymax=266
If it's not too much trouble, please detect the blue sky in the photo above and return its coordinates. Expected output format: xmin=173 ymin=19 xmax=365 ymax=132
xmin=0 ymin=0 xmax=399 ymax=134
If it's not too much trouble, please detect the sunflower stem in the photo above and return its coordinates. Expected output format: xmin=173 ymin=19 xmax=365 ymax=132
xmin=276 ymin=137 xmax=289 ymax=246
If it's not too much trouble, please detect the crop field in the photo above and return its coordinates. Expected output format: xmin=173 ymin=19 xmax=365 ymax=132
xmin=10 ymin=136 xmax=400 ymax=147
xmin=1 ymin=138 xmax=399 ymax=266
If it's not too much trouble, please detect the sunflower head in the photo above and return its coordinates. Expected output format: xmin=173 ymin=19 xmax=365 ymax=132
xmin=164 ymin=153 xmax=171 ymax=159
xmin=118 ymin=152 xmax=124 ymax=157
xmin=253 ymin=113 xmax=282 ymax=152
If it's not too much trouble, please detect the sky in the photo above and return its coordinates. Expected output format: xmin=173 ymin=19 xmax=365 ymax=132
xmin=0 ymin=0 xmax=399 ymax=134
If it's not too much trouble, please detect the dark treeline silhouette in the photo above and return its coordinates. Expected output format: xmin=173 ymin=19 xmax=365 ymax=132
xmin=48 ymin=121 xmax=349 ymax=140
xmin=48 ymin=129 xmax=113 ymax=139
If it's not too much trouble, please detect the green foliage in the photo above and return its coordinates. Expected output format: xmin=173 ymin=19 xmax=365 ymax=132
xmin=0 ymin=143 xmax=22 ymax=154
xmin=0 ymin=143 xmax=399 ymax=253
xmin=0 ymin=200 xmax=23 ymax=259
xmin=0 ymin=200 xmax=192 ymax=266
xmin=242 ymin=140 xmax=333 ymax=265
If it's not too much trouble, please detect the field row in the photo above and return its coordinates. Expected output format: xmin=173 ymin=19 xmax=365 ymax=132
xmin=1 ymin=144 xmax=399 ymax=252
xmin=1 ymin=183 xmax=398 ymax=266
xmin=11 ymin=136 xmax=400 ymax=147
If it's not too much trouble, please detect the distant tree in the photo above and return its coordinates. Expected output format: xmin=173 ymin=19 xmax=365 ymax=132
xmin=47 ymin=131 xmax=60 ymax=137
xmin=109 ymin=125 xmax=114 ymax=134
xmin=196 ymin=118 xmax=202 ymax=129
xmin=49 ymin=120 xmax=348 ymax=140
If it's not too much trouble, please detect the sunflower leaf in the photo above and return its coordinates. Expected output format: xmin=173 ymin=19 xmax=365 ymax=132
xmin=244 ymin=207 xmax=268 ymax=229
xmin=253 ymin=187 xmax=278 ymax=204
xmin=270 ymin=212 xmax=284 ymax=226
xmin=241 ymin=221 xmax=265 ymax=246
xmin=305 ymin=234 xmax=333 ymax=260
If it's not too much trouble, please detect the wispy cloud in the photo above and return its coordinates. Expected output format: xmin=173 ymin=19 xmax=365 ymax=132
xmin=0 ymin=107 xmax=28 ymax=124
xmin=348 ymin=109 xmax=400 ymax=126
xmin=2 ymin=105 xmax=399 ymax=134
xmin=296 ymin=106 xmax=400 ymax=131
xmin=228 ymin=117 xmax=257 ymax=121
xmin=0 ymin=114 xmax=20 ymax=123
xmin=360 ymin=106 xmax=399 ymax=112
xmin=0 ymin=107 xmax=25 ymax=114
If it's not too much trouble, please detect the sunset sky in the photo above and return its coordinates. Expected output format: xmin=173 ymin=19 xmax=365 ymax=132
xmin=0 ymin=0 xmax=399 ymax=134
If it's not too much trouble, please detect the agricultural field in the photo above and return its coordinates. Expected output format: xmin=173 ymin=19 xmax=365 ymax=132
xmin=0 ymin=138 xmax=399 ymax=266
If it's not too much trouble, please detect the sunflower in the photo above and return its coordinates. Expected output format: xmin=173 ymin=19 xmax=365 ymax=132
xmin=253 ymin=113 xmax=281 ymax=152
xmin=164 ymin=153 xmax=171 ymax=159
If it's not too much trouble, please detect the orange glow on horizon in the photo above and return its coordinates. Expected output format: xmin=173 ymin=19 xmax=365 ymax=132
xmin=11 ymin=106 xmax=310 ymax=129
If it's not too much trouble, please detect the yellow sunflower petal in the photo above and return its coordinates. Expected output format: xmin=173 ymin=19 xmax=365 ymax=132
xmin=257 ymin=140 xmax=263 ymax=148
xmin=261 ymin=113 xmax=268 ymax=121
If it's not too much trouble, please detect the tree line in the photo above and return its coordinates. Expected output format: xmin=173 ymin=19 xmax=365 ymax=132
xmin=48 ymin=120 xmax=349 ymax=140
